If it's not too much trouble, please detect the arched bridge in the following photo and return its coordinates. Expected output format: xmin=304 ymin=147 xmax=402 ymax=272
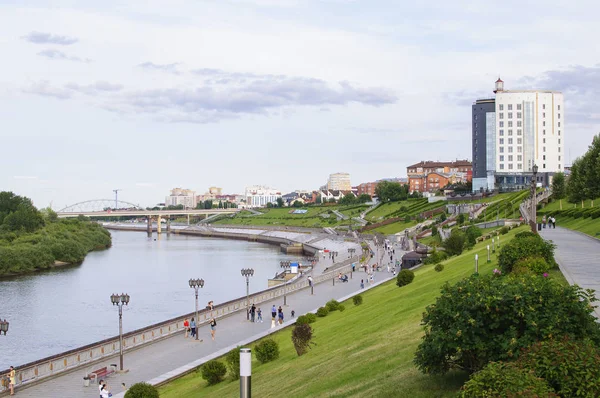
xmin=58 ymin=199 xmax=144 ymax=213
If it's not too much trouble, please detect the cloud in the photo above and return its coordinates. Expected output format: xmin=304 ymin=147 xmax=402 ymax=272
xmin=65 ymin=81 xmax=124 ymax=95
xmin=135 ymin=182 xmax=156 ymax=187
xmin=138 ymin=62 xmax=181 ymax=74
xmin=22 ymin=31 xmax=78 ymax=45
xmin=13 ymin=176 xmax=38 ymax=180
xmin=23 ymin=81 xmax=72 ymax=100
xmin=37 ymin=49 xmax=91 ymax=63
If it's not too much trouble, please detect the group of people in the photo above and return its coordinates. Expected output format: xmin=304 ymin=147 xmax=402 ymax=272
xmin=542 ymin=215 xmax=557 ymax=229
xmin=98 ymin=379 xmax=126 ymax=398
xmin=183 ymin=315 xmax=217 ymax=341
xmin=248 ymin=304 xmax=263 ymax=322
xmin=337 ymin=272 xmax=349 ymax=282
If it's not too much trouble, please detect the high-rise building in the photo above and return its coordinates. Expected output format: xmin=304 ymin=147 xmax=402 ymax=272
xmin=165 ymin=188 xmax=197 ymax=208
xmin=472 ymin=78 xmax=564 ymax=192
xmin=327 ymin=172 xmax=351 ymax=191
xmin=245 ymin=185 xmax=282 ymax=208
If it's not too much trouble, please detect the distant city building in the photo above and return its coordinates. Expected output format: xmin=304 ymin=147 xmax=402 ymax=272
xmin=327 ymin=172 xmax=351 ymax=191
xmin=357 ymin=182 xmax=378 ymax=197
xmin=407 ymin=161 xmax=472 ymax=193
xmin=409 ymin=171 xmax=469 ymax=194
xmin=245 ymin=185 xmax=282 ymax=207
xmin=165 ymin=188 xmax=197 ymax=208
xmin=472 ymin=78 xmax=564 ymax=192
xmin=208 ymin=187 xmax=222 ymax=196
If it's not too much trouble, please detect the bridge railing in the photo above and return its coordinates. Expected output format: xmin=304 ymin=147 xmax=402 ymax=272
xmin=0 ymin=257 xmax=358 ymax=393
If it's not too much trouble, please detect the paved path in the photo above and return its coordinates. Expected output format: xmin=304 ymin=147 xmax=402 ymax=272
xmin=13 ymin=263 xmax=394 ymax=398
xmin=540 ymin=227 xmax=600 ymax=319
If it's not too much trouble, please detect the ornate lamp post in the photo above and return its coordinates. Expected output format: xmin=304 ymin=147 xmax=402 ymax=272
xmin=0 ymin=319 xmax=9 ymax=335
xmin=241 ymin=268 xmax=254 ymax=320
xmin=188 ymin=278 xmax=205 ymax=341
xmin=110 ymin=293 xmax=130 ymax=371
xmin=530 ymin=164 xmax=539 ymax=233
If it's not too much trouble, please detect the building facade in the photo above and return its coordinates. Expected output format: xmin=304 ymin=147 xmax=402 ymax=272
xmin=407 ymin=160 xmax=472 ymax=177
xmin=245 ymin=185 xmax=282 ymax=207
xmin=327 ymin=172 xmax=351 ymax=191
xmin=165 ymin=188 xmax=197 ymax=208
xmin=472 ymin=78 xmax=564 ymax=191
xmin=357 ymin=182 xmax=378 ymax=197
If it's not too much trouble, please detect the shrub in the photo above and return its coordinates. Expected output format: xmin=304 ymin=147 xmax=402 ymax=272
xmin=325 ymin=299 xmax=341 ymax=312
xmin=498 ymin=233 xmax=555 ymax=274
xmin=225 ymin=347 xmax=241 ymax=380
xmin=305 ymin=312 xmax=317 ymax=323
xmin=200 ymin=360 xmax=227 ymax=385
xmin=423 ymin=250 xmax=448 ymax=265
xmin=338 ymin=304 xmax=346 ymax=312
xmin=396 ymin=270 xmax=415 ymax=287
xmin=316 ymin=306 xmax=329 ymax=317
xmin=431 ymin=225 xmax=438 ymax=236
xmin=296 ymin=315 xmax=310 ymax=326
xmin=291 ymin=323 xmax=315 ymax=356
xmin=442 ymin=229 xmax=466 ymax=256
xmin=457 ymin=213 xmax=466 ymax=225
xmin=352 ymin=295 xmax=363 ymax=305
xmin=514 ymin=256 xmax=551 ymax=275
xmin=414 ymin=275 xmax=600 ymax=375
xmin=499 ymin=226 xmax=510 ymax=235
xmin=124 ymin=382 xmax=159 ymax=398
xmin=459 ymin=361 xmax=556 ymax=398
xmin=434 ymin=263 xmax=444 ymax=272
xmin=465 ymin=226 xmax=482 ymax=247
xmin=255 ymin=338 xmax=280 ymax=364
xmin=517 ymin=337 xmax=600 ymax=397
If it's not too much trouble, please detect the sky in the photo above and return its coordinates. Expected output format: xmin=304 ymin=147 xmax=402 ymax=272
xmin=2 ymin=0 xmax=600 ymax=209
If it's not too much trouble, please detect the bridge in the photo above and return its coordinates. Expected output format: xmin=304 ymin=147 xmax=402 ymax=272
xmin=56 ymin=199 xmax=240 ymax=235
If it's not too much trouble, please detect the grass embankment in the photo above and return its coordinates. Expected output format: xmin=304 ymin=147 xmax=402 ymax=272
xmin=213 ymin=205 xmax=368 ymax=228
xmin=537 ymin=197 xmax=600 ymax=238
xmin=159 ymin=226 xmax=548 ymax=398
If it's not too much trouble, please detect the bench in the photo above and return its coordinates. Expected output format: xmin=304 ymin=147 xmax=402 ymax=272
xmin=87 ymin=366 xmax=115 ymax=384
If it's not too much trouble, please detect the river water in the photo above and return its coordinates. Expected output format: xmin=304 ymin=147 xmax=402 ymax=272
xmin=0 ymin=230 xmax=300 ymax=370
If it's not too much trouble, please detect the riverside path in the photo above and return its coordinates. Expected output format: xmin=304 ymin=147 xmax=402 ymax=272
xmin=540 ymin=226 xmax=600 ymax=319
xmin=10 ymin=248 xmax=401 ymax=398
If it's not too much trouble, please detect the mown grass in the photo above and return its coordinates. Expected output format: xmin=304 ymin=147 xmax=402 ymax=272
xmin=159 ymin=226 xmax=544 ymax=398
xmin=540 ymin=197 xmax=600 ymax=212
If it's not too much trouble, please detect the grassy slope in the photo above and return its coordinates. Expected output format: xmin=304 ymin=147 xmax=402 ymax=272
xmin=159 ymin=226 xmax=544 ymax=398
xmin=536 ymin=197 xmax=600 ymax=238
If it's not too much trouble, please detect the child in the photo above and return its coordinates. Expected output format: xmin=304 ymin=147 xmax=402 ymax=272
xmin=257 ymin=308 xmax=263 ymax=323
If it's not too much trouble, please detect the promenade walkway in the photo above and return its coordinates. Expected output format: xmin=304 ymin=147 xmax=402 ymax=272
xmin=12 ymin=253 xmax=400 ymax=398
xmin=540 ymin=227 xmax=600 ymax=319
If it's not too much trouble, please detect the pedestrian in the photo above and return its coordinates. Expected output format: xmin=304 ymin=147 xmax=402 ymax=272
xmin=360 ymin=279 xmax=364 ymax=289
xmin=307 ymin=276 xmax=313 ymax=288
xmin=291 ymin=310 xmax=295 ymax=318
xmin=387 ymin=264 xmax=390 ymax=273
xmin=209 ymin=318 xmax=217 ymax=341
xmin=271 ymin=305 xmax=277 ymax=320
xmin=190 ymin=317 xmax=196 ymax=338
xmin=278 ymin=306 xmax=284 ymax=325
xmin=352 ymin=263 xmax=356 ymax=272
xmin=370 ymin=274 xmax=374 ymax=284
xmin=7 ymin=366 xmax=15 ymax=396
xmin=99 ymin=379 xmax=104 ymax=397
xmin=100 ymin=381 xmax=111 ymax=398
xmin=552 ymin=216 xmax=556 ymax=229
xmin=183 ymin=318 xmax=190 ymax=338
xmin=257 ymin=307 xmax=263 ymax=323
xmin=250 ymin=304 xmax=256 ymax=322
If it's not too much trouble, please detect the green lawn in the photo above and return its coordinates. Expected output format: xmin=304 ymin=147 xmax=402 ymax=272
xmin=367 ymin=219 xmax=417 ymax=235
xmin=540 ymin=197 xmax=600 ymax=212
xmin=158 ymin=226 xmax=545 ymax=398
xmin=542 ymin=216 xmax=600 ymax=238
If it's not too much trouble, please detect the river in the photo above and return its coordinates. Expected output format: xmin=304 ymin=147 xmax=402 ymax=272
xmin=0 ymin=230 xmax=301 ymax=370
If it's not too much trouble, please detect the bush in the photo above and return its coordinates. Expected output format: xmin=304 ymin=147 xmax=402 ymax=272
xmin=353 ymin=295 xmax=363 ymax=305
xmin=296 ymin=315 xmax=311 ymax=326
xmin=460 ymin=361 xmax=556 ymax=398
xmin=338 ymin=304 xmax=346 ymax=312
xmin=423 ymin=250 xmax=447 ymax=265
xmin=514 ymin=256 xmax=551 ymax=275
xmin=442 ymin=229 xmax=466 ymax=256
xmin=305 ymin=312 xmax=317 ymax=323
xmin=316 ymin=306 xmax=329 ymax=317
xmin=200 ymin=360 xmax=227 ymax=385
xmin=499 ymin=226 xmax=510 ymax=235
xmin=291 ymin=323 xmax=315 ymax=356
xmin=464 ymin=226 xmax=482 ymax=247
xmin=225 ymin=347 xmax=241 ymax=380
xmin=498 ymin=233 xmax=555 ymax=274
xmin=396 ymin=270 xmax=415 ymax=287
xmin=434 ymin=263 xmax=444 ymax=272
xmin=414 ymin=275 xmax=600 ymax=375
xmin=255 ymin=338 xmax=280 ymax=364
xmin=517 ymin=337 xmax=600 ymax=397
xmin=124 ymin=382 xmax=160 ymax=398
xmin=325 ymin=299 xmax=341 ymax=312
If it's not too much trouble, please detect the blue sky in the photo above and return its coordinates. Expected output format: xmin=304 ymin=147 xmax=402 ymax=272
xmin=2 ymin=0 xmax=600 ymax=208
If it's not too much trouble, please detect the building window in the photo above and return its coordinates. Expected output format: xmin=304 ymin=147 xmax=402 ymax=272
xmin=543 ymin=121 xmax=546 ymax=127
xmin=508 ymin=112 xmax=513 ymax=119
xmin=558 ymin=122 xmax=561 ymax=127
xmin=517 ymin=104 xmax=522 ymax=110
xmin=508 ymin=155 xmax=513 ymax=161
xmin=517 ymin=121 xmax=522 ymax=127
xmin=499 ymin=104 xmax=504 ymax=110
xmin=558 ymin=113 xmax=561 ymax=119
xmin=543 ymin=129 xmax=545 ymax=135
xmin=517 ymin=112 xmax=522 ymax=119
xmin=499 ymin=155 xmax=504 ymax=161
xmin=517 ymin=129 xmax=522 ymax=136
xmin=508 ymin=147 xmax=513 ymax=153
xmin=558 ymin=147 xmax=561 ymax=153
xmin=517 ymin=163 xmax=522 ymax=169
xmin=543 ymin=146 xmax=546 ymax=152
xmin=543 ymin=155 xmax=546 ymax=160
xmin=508 ymin=138 xmax=513 ymax=144
xmin=508 ymin=164 xmax=513 ymax=170
xmin=508 ymin=104 xmax=513 ymax=110
xmin=499 ymin=121 xmax=504 ymax=127
xmin=558 ymin=156 xmax=561 ymax=161
xmin=543 ymin=138 xmax=546 ymax=144
xmin=499 ymin=138 xmax=504 ymax=144
xmin=499 ymin=129 xmax=504 ymax=136
xmin=558 ymin=130 xmax=561 ymax=136
xmin=517 ymin=155 xmax=522 ymax=161
xmin=543 ymin=164 xmax=546 ymax=168
xmin=558 ymin=104 xmax=560 ymax=110
xmin=500 ymin=164 xmax=505 ymax=170
xmin=508 ymin=121 xmax=513 ymax=127
xmin=499 ymin=147 xmax=504 ymax=153
xmin=517 ymin=146 xmax=522 ymax=153
xmin=508 ymin=129 xmax=513 ymax=136
xmin=543 ymin=112 xmax=546 ymax=118
xmin=559 ymin=164 xmax=561 ymax=169
xmin=517 ymin=138 xmax=522 ymax=144
xmin=543 ymin=104 xmax=546 ymax=110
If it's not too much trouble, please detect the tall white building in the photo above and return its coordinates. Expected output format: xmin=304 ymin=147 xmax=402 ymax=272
xmin=245 ymin=185 xmax=282 ymax=207
xmin=472 ymin=78 xmax=564 ymax=192
xmin=327 ymin=172 xmax=351 ymax=191
xmin=165 ymin=188 xmax=197 ymax=208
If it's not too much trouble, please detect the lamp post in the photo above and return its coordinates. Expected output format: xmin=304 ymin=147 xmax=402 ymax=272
xmin=241 ymin=268 xmax=254 ymax=320
xmin=530 ymin=164 xmax=539 ymax=233
xmin=188 ymin=278 xmax=205 ymax=341
xmin=475 ymin=254 xmax=479 ymax=274
xmin=110 ymin=293 xmax=130 ymax=371
xmin=280 ymin=262 xmax=290 ymax=306
xmin=0 ymin=319 xmax=9 ymax=335
xmin=487 ymin=245 xmax=491 ymax=263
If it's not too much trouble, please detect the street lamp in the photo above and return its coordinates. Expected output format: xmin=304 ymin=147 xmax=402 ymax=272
xmin=0 ymin=319 xmax=9 ymax=335
xmin=280 ymin=262 xmax=291 ymax=306
xmin=241 ymin=268 xmax=254 ymax=320
xmin=530 ymin=164 xmax=539 ymax=233
xmin=348 ymin=247 xmax=356 ymax=258
xmin=188 ymin=278 xmax=205 ymax=341
xmin=110 ymin=293 xmax=130 ymax=371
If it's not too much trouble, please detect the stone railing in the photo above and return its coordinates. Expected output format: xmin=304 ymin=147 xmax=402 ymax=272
xmin=0 ymin=258 xmax=357 ymax=393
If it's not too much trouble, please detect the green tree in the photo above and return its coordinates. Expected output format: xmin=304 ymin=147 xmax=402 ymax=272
xmin=266 ymin=202 xmax=273 ymax=208
xmin=276 ymin=197 xmax=284 ymax=208
xmin=3 ymin=203 xmax=45 ymax=232
xmin=338 ymin=195 xmax=356 ymax=205
xmin=375 ymin=181 xmax=409 ymax=202
xmin=356 ymin=194 xmax=371 ymax=203
xmin=442 ymin=229 xmax=466 ymax=256
xmin=292 ymin=200 xmax=303 ymax=208
xmin=457 ymin=213 xmax=466 ymax=225
xmin=464 ymin=226 xmax=482 ymax=247
xmin=551 ymin=172 xmax=566 ymax=210
xmin=315 ymin=195 xmax=322 ymax=204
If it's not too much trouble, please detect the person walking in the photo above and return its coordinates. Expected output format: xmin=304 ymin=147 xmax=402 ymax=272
xmin=100 ymin=381 xmax=111 ymax=398
xmin=250 ymin=304 xmax=256 ymax=322
xmin=190 ymin=317 xmax=196 ymax=338
xmin=278 ymin=306 xmax=284 ymax=325
xmin=257 ymin=307 xmax=263 ymax=323
xmin=8 ymin=366 xmax=15 ymax=396
xmin=271 ymin=305 xmax=277 ymax=320
xmin=360 ymin=279 xmax=364 ymax=289
xmin=209 ymin=318 xmax=217 ymax=341
xmin=183 ymin=318 xmax=190 ymax=338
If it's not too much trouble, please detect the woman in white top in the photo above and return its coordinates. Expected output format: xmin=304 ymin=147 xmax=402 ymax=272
xmin=100 ymin=382 xmax=111 ymax=398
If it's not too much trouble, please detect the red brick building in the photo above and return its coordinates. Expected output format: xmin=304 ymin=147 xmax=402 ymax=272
xmin=407 ymin=160 xmax=472 ymax=177
xmin=357 ymin=182 xmax=379 ymax=197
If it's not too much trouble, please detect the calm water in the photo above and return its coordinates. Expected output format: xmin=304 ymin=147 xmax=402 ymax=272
xmin=0 ymin=231 xmax=299 ymax=370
